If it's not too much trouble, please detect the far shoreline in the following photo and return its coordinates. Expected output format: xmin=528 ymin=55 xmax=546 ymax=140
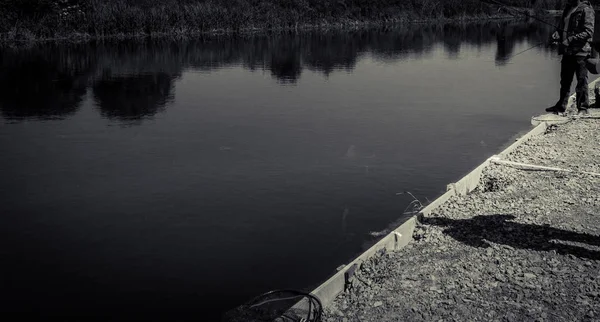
xmin=0 ymin=12 xmax=560 ymax=47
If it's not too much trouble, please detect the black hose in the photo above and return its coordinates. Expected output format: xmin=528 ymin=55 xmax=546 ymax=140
xmin=245 ymin=289 xmax=323 ymax=322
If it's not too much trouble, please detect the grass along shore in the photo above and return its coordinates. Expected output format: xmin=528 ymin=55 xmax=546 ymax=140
xmin=0 ymin=0 xmax=565 ymax=43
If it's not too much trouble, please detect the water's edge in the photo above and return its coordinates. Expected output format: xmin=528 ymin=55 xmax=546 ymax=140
xmin=285 ymin=82 xmax=600 ymax=319
xmin=295 ymin=123 xmax=547 ymax=311
xmin=295 ymin=77 xmax=600 ymax=315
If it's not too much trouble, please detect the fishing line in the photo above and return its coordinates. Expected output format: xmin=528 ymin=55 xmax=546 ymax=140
xmin=496 ymin=40 xmax=548 ymax=62
xmin=478 ymin=0 xmax=563 ymax=62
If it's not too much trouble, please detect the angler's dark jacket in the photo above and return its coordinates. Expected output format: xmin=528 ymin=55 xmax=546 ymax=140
xmin=558 ymin=1 xmax=595 ymax=56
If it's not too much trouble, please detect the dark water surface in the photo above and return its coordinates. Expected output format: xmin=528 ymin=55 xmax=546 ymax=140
xmin=1 ymin=20 xmax=595 ymax=320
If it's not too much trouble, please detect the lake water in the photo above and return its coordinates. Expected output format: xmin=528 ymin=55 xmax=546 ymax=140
xmin=1 ymin=19 xmax=596 ymax=320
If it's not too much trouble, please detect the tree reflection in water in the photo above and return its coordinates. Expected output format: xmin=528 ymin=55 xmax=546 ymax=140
xmin=0 ymin=46 xmax=91 ymax=120
xmin=93 ymin=73 xmax=176 ymax=122
xmin=0 ymin=19 xmax=558 ymax=122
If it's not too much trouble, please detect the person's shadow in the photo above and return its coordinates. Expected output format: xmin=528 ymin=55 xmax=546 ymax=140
xmin=421 ymin=214 xmax=600 ymax=260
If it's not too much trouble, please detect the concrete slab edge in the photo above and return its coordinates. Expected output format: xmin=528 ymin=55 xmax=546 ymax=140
xmin=308 ymin=217 xmax=416 ymax=308
xmin=286 ymin=123 xmax=550 ymax=315
xmin=284 ymin=94 xmax=582 ymax=316
xmin=498 ymin=122 xmax=548 ymax=158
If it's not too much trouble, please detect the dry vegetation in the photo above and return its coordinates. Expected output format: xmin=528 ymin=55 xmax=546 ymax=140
xmin=0 ymin=0 xmax=567 ymax=42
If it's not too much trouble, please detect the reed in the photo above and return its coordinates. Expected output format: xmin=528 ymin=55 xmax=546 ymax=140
xmin=0 ymin=0 xmax=566 ymax=42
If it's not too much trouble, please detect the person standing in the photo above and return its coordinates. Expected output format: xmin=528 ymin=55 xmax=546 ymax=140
xmin=546 ymin=0 xmax=595 ymax=114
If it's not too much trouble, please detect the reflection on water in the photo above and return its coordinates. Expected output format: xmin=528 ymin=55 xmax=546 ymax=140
xmin=0 ymin=48 xmax=89 ymax=120
xmin=0 ymin=19 xmax=558 ymax=123
xmin=1 ymin=17 xmax=585 ymax=321
xmin=93 ymin=73 xmax=176 ymax=122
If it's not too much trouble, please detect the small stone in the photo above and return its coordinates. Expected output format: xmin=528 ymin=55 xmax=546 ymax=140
xmin=530 ymin=267 xmax=543 ymax=274
xmin=524 ymin=273 xmax=537 ymax=279
xmin=373 ymin=301 xmax=383 ymax=307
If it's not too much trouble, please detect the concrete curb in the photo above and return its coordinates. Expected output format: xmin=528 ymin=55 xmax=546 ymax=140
xmin=308 ymin=121 xmax=549 ymax=305
xmin=307 ymin=217 xmax=416 ymax=308
xmin=287 ymin=123 xmax=549 ymax=314
xmin=286 ymin=81 xmax=599 ymax=318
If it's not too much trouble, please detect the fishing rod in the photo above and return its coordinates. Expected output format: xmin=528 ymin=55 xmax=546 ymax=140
xmin=481 ymin=0 xmax=563 ymax=32
xmin=479 ymin=0 xmax=564 ymax=62
xmin=488 ymin=1 xmax=600 ymax=72
xmin=495 ymin=40 xmax=548 ymax=62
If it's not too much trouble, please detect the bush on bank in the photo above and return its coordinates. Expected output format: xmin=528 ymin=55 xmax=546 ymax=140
xmin=0 ymin=0 xmax=568 ymax=41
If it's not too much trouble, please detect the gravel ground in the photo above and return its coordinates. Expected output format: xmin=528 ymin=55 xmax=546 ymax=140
xmin=506 ymin=120 xmax=600 ymax=174
xmin=323 ymin=119 xmax=600 ymax=322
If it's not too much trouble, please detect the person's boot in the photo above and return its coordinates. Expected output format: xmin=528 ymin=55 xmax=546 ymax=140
xmin=594 ymin=84 xmax=600 ymax=109
xmin=546 ymin=94 xmax=568 ymax=113
xmin=576 ymin=90 xmax=589 ymax=115
xmin=577 ymin=103 xmax=589 ymax=115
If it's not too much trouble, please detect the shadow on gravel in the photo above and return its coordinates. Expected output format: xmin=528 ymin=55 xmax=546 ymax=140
xmin=422 ymin=214 xmax=600 ymax=260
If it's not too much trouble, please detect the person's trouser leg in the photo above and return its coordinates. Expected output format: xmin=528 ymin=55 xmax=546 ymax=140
xmin=558 ymin=55 xmax=576 ymax=111
xmin=575 ymin=56 xmax=589 ymax=110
